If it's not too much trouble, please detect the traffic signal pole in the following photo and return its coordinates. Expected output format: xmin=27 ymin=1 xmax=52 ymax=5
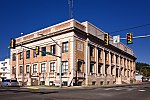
xmin=38 ymin=33 xmax=62 ymax=88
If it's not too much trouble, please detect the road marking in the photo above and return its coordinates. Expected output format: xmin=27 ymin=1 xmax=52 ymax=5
xmin=138 ymin=90 xmax=146 ymax=92
xmin=104 ymin=88 xmax=113 ymax=90
xmin=115 ymin=88 xmax=122 ymax=90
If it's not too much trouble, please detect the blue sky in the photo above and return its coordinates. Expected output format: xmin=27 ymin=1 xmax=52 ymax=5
xmin=0 ymin=0 xmax=150 ymax=64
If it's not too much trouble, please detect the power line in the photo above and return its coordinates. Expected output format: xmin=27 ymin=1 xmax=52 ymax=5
xmin=109 ymin=24 xmax=150 ymax=33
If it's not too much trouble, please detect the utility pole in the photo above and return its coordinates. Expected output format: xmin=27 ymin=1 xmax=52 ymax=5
xmin=38 ymin=33 xmax=62 ymax=88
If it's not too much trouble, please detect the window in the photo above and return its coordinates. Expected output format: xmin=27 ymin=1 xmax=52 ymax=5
xmin=41 ymin=47 xmax=46 ymax=56
xmin=41 ymin=63 xmax=46 ymax=73
xmin=105 ymin=52 xmax=109 ymax=61
xmin=12 ymin=66 xmax=16 ymax=74
xmin=90 ymin=64 xmax=94 ymax=73
xmin=78 ymin=61 xmax=82 ymax=72
xmin=90 ymin=46 xmax=94 ymax=57
xmin=26 ymin=65 xmax=30 ymax=73
xmin=20 ymin=52 xmax=23 ymax=60
xmin=98 ymin=49 xmax=101 ymax=59
xmin=98 ymin=65 xmax=101 ymax=74
xmin=62 ymin=61 xmax=68 ymax=73
xmin=111 ymin=67 xmax=114 ymax=75
xmin=20 ymin=65 xmax=23 ymax=74
xmin=116 ymin=56 xmax=118 ymax=64
xmin=105 ymin=66 xmax=108 ymax=75
xmin=33 ymin=49 xmax=37 ymax=58
xmin=50 ymin=62 xmax=56 ymax=72
xmin=62 ymin=42 xmax=68 ymax=53
xmin=111 ymin=54 xmax=114 ymax=63
xmin=12 ymin=53 xmax=16 ymax=61
xmin=33 ymin=64 xmax=37 ymax=73
xmin=50 ymin=45 xmax=56 ymax=55
xmin=26 ymin=50 xmax=30 ymax=59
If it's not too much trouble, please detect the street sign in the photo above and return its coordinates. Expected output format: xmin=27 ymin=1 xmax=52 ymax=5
xmin=113 ymin=35 xmax=120 ymax=43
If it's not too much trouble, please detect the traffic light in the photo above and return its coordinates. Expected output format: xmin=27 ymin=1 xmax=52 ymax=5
xmin=35 ymin=46 xmax=40 ymax=55
xmin=104 ymin=33 xmax=109 ymax=45
xmin=126 ymin=33 xmax=133 ymax=44
xmin=10 ymin=38 xmax=16 ymax=49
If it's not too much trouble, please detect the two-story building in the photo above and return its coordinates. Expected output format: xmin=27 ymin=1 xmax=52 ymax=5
xmin=10 ymin=19 xmax=136 ymax=86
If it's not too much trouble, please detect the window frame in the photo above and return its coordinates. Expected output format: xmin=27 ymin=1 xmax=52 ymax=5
xmin=62 ymin=42 xmax=68 ymax=53
xmin=41 ymin=47 xmax=46 ymax=56
xmin=41 ymin=63 xmax=46 ymax=73
xmin=26 ymin=50 xmax=30 ymax=59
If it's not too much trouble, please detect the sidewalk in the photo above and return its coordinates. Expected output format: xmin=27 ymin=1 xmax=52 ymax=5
xmin=21 ymin=82 xmax=150 ymax=90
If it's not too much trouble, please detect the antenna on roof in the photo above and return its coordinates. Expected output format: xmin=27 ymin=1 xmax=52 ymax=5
xmin=68 ymin=0 xmax=73 ymax=19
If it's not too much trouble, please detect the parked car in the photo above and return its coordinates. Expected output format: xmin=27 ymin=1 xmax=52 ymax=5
xmin=1 ymin=79 xmax=19 ymax=87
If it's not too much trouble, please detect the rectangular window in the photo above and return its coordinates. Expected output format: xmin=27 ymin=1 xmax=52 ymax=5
xmin=50 ymin=45 xmax=56 ymax=55
xmin=62 ymin=42 xmax=68 ymax=53
xmin=20 ymin=65 xmax=23 ymax=74
xmin=90 ymin=64 xmax=94 ymax=73
xmin=78 ymin=61 xmax=82 ymax=72
xmin=98 ymin=65 xmax=101 ymax=74
xmin=105 ymin=66 xmax=108 ymax=75
xmin=20 ymin=52 xmax=23 ymax=60
xmin=26 ymin=65 xmax=30 ymax=73
xmin=62 ymin=61 xmax=68 ymax=73
xmin=33 ymin=49 xmax=37 ymax=58
xmin=12 ymin=53 xmax=16 ymax=61
xmin=50 ymin=62 xmax=56 ymax=72
xmin=41 ymin=63 xmax=46 ymax=73
xmin=12 ymin=66 xmax=16 ymax=74
xmin=90 ymin=46 xmax=94 ymax=57
xmin=41 ymin=47 xmax=46 ymax=56
xmin=33 ymin=64 xmax=37 ymax=73
xmin=26 ymin=50 xmax=30 ymax=59
xmin=98 ymin=49 xmax=101 ymax=59
xmin=105 ymin=52 xmax=108 ymax=61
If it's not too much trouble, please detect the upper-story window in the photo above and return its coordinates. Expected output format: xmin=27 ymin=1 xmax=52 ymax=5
xmin=105 ymin=52 xmax=109 ymax=61
xmin=62 ymin=42 xmax=68 ymax=53
xmin=111 ymin=54 xmax=114 ymax=63
xmin=26 ymin=65 xmax=30 ymax=73
xmin=90 ymin=64 xmax=95 ymax=73
xmin=116 ymin=55 xmax=119 ymax=64
xmin=26 ymin=50 xmax=30 ymax=59
xmin=20 ymin=52 xmax=23 ymax=60
xmin=50 ymin=62 xmax=56 ymax=72
xmin=90 ymin=46 xmax=94 ymax=57
xmin=50 ymin=45 xmax=56 ymax=55
xmin=98 ymin=49 xmax=102 ymax=59
xmin=12 ymin=66 xmax=16 ymax=74
xmin=62 ymin=61 xmax=68 ymax=73
xmin=33 ymin=64 xmax=38 ymax=73
xmin=19 ymin=65 xmax=23 ymax=74
xmin=41 ymin=47 xmax=46 ymax=56
xmin=41 ymin=63 xmax=46 ymax=73
xmin=12 ymin=53 xmax=16 ymax=61
xmin=33 ymin=49 xmax=37 ymax=58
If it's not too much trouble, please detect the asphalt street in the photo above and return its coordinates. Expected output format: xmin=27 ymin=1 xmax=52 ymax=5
xmin=0 ymin=83 xmax=150 ymax=100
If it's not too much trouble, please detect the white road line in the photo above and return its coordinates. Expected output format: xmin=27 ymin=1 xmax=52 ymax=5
xmin=138 ymin=90 xmax=146 ymax=92
xmin=104 ymin=88 xmax=114 ymax=90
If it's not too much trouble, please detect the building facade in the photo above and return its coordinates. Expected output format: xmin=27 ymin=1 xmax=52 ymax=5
xmin=0 ymin=58 xmax=11 ymax=80
xmin=10 ymin=19 xmax=136 ymax=86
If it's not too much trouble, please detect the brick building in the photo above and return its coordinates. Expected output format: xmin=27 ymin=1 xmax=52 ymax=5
xmin=10 ymin=19 xmax=136 ymax=86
